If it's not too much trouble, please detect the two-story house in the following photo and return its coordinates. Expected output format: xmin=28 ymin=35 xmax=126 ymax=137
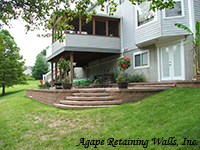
xmin=46 ymin=0 xmax=200 ymax=82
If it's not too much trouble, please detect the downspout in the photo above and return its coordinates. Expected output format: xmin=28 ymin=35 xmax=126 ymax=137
xmin=188 ymin=0 xmax=197 ymax=77
xmin=188 ymin=0 xmax=195 ymax=34
xmin=120 ymin=17 xmax=124 ymax=57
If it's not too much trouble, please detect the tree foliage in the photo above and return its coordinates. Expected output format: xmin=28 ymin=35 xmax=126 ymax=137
xmin=0 ymin=0 xmax=175 ymax=41
xmin=175 ymin=21 xmax=200 ymax=79
xmin=41 ymin=47 xmax=48 ymax=56
xmin=31 ymin=52 xmax=49 ymax=80
xmin=0 ymin=29 xmax=28 ymax=96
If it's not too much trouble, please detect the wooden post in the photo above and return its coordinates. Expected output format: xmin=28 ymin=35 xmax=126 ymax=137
xmin=93 ymin=18 xmax=95 ymax=35
xmin=106 ymin=19 xmax=108 ymax=37
xmin=79 ymin=18 xmax=81 ymax=34
xmin=55 ymin=62 xmax=57 ymax=82
xmin=51 ymin=62 xmax=54 ymax=82
xmin=70 ymin=52 xmax=74 ymax=84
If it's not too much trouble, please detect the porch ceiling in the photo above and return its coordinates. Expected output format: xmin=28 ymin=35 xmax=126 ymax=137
xmin=48 ymin=51 xmax=120 ymax=67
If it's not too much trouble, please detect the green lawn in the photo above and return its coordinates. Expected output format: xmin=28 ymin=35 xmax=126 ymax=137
xmin=0 ymin=80 xmax=199 ymax=150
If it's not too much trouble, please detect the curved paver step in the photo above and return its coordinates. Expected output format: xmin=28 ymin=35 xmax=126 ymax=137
xmin=73 ymin=93 xmax=110 ymax=97
xmin=78 ymin=89 xmax=107 ymax=93
xmin=53 ymin=103 xmax=118 ymax=109
xmin=60 ymin=100 xmax=122 ymax=106
xmin=66 ymin=96 xmax=115 ymax=101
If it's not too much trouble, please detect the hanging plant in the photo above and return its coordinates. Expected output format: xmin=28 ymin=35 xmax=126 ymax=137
xmin=116 ymin=56 xmax=131 ymax=81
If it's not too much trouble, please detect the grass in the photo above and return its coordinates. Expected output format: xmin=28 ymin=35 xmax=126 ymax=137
xmin=0 ymin=80 xmax=199 ymax=150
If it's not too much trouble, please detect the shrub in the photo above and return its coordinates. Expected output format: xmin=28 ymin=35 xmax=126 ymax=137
xmin=116 ymin=75 xmax=127 ymax=82
xmin=126 ymin=73 xmax=145 ymax=82
xmin=62 ymin=77 xmax=70 ymax=83
xmin=110 ymin=69 xmax=120 ymax=83
xmin=75 ymin=79 xmax=93 ymax=86
xmin=38 ymin=80 xmax=52 ymax=89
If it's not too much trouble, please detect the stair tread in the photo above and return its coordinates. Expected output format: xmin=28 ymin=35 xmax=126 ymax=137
xmin=73 ymin=93 xmax=110 ymax=97
xmin=60 ymin=100 xmax=122 ymax=105
xmin=66 ymin=96 xmax=115 ymax=101
xmin=78 ymin=89 xmax=107 ymax=93
xmin=53 ymin=103 xmax=118 ymax=109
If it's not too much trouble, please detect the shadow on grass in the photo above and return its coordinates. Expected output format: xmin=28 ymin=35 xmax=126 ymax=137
xmin=0 ymin=89 xmax=25 ymax=98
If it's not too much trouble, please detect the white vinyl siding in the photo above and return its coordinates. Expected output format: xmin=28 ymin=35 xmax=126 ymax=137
xmin=161 ymin=0 xmax=189 ymax=36
xmin=194 ymin=0 xmax=200 ymax=22
xmin=116 ymin=1 xmax=137 ymax=50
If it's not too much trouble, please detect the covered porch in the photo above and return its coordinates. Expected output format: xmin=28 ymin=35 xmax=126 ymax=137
xmin=47 ymin=51 xmax=120 ymax=84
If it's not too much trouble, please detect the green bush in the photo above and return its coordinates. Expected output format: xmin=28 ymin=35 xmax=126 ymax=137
xmin=110 ymin=69 xmax=120 ymax=83
xmin=116 ymin=75 xmax=127 ymax=82
xmin=74 ymin=79 xmax=93 ymax=86
xmin=126 ymin=73 xmax=145 ymax=82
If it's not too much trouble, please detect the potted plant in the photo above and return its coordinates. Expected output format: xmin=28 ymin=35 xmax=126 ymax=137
xmin=62 ymin=77 xmax=72 ymax=89
xmin=57 ymin=57 xmax=71 ymax=81
xmin=116 ymin=56 xmax=131 ymax=89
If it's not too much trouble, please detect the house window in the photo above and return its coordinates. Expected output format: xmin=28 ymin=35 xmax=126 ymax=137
xmin=108 ymin=20 xmax=119 ymax=37
xmin=119 ymin=0 xmax=125 ymax=5
xmin=137 ymin=1 xmax=156 ymax=26
xmin=81 ymin=17 xmax=93 ymax=35
xmin=134 ymin=50 xmax=149 ymax=68
xmin=66 ymin=17 xmax=79 ymax=34
xmin=95 ymin=19 xmax=106 ymax=36
xmin=165 ymin=0 xmax=183 ymax=17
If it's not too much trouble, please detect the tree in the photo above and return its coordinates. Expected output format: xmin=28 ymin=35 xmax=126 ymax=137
xmin=31 ymin=52 xmax=49 ymax=80
xmin=175 ymin=21 xmax=200 ymax=80
xmin=0 ymin=29 xmax=28 ymax=96
xmin=0 ymin=0 xmax=176 ymax=41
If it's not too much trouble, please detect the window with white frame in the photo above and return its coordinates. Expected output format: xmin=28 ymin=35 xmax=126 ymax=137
xmin=165 ymin=0 xmax=183 ymax=17
xmin=134 ymin=50 xmax=149 ymax=68
xmin=137 ymin=1 xmax=156 ymax=26
xmin=119 ymin=0 xmax=125 ymax=5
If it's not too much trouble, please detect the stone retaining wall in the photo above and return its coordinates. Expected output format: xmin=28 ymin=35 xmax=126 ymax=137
xmin=26 ymin=88 xmax=166 ymax=106
xmin=26 ymin=81 xmax=200 ymax=107
xmin=108 ymin=89 xmax=164 ymax=104
xmin=26 ymin=89 xmax=79 ymax=105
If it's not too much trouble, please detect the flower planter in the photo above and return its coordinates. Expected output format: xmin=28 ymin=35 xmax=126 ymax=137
xmin=117 ymin=81 xmax=129 ymax=89
xmin=53 ymin=81 xmax=62 ymax=89
xmin=62 ymin=83 xmax=72 ymax=89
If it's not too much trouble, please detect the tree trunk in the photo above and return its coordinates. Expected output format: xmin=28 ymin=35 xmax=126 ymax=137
xmin=59 ymin=69 xmax=62 ymax=82
xmin=64 ymin=70 xmax=67 ymax=79
xmin=2 ymin=84 xmax=5 ymax=96
xmin=194 ymin=49 xmax=198 ymax=80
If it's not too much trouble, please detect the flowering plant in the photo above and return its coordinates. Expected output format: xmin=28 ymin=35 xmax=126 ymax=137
xmin=116 ymin=56 xmax=131 ymax=82
xmin=38 ymin=79 xmax=52 ymax=89
xmin=57 ymin=57 xmax=70 ymax=71
xmin=117 ymin=56 xmax=131 ymax=72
